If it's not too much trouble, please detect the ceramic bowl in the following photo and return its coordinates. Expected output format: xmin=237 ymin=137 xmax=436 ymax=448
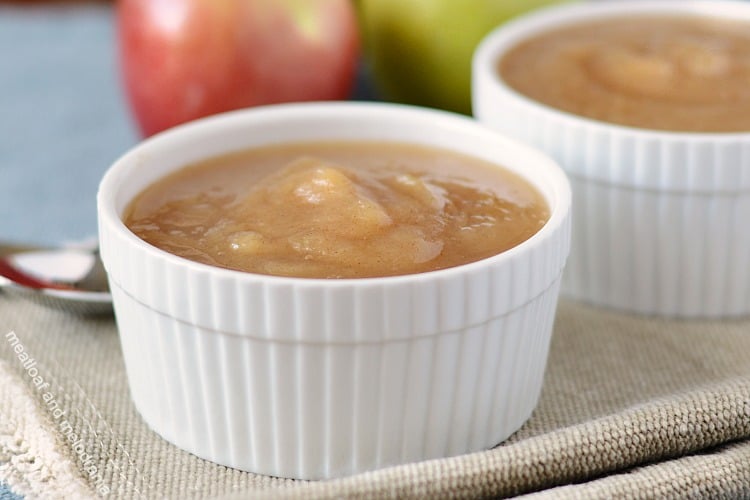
xmin=98 ymin=102 xmax=571 ymax=479
xmin=474 ymin=1 xmax=750 ymax=317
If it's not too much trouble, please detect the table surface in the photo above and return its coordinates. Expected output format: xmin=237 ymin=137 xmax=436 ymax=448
xmin=1 ymin=4 xmax=136 ymax=246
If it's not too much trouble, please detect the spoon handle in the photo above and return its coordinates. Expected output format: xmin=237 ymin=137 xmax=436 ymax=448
xmin=0 ymin=257 xmax=76 ymax=291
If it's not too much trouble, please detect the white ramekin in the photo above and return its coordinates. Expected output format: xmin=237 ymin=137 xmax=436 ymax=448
xmin=474 ymin=1 xmax=750 ymax=318
xmin=97 ymin=102 xmax=571 ymax=479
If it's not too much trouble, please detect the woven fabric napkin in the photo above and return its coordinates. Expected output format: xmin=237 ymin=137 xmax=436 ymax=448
xmin=1 ymin=295 xmax=749 ymax=499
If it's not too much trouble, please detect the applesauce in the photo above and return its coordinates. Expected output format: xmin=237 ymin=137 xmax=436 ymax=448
xmin=124 ymin=141 xmax=549 ymax=278
xmin=499 ymin=16 xmax=750 ymax=132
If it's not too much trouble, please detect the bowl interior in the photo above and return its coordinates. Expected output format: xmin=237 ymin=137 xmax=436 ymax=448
xmin=101 ymin=103 xmax=570 ymax=265
xmin=474 ymin=0 xmax=750 ymax=141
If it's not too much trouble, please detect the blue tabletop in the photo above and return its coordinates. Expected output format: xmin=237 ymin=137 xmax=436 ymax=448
xmin=0 ymin=482 xmax=21 ymax=500
xmin=1 ymin=4 xmax=138 ymax=246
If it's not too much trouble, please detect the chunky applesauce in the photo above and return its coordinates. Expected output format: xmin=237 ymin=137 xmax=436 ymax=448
xmin=125 ymin=142 xmax=549 ymax=278
xmin=499 ymin=16 xmax=750 ymax=132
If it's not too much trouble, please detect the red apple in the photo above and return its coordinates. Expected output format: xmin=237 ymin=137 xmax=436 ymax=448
xmin=118 ymin=0 xmax=359 ymax=137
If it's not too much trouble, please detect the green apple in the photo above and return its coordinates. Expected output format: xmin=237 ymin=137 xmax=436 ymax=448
xmin=358 ymin=0 xmax=572 ymax=114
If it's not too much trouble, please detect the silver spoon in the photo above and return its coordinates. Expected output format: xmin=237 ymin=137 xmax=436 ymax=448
xmin=0 ymin=242 xmax=112 ymax=315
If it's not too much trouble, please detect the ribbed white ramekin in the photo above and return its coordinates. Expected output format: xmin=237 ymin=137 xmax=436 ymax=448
xmin=98 ymin=102 xmax=571 ymax=479
xmin=473 ymin=1 xmax=750 ymax=318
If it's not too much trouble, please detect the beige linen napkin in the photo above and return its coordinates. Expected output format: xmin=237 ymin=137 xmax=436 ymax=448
xmin=1 ymin=295 xmax=749 ymax=498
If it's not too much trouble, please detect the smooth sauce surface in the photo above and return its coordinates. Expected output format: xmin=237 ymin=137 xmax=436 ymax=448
xmin=499 ymin=15 xmax=750 ymax=132
xmin=125 ymin=142 xmax=549 ymax=278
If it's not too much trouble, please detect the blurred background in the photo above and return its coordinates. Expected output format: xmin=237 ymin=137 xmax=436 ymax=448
xmin=0 ymin=0 xmax=568 ymax=246
xmin=2 ymin=1 xmax=135 ymax=245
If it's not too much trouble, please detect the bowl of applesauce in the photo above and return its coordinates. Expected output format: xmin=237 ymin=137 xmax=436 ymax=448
xmin=474 ymin=1 xmax=750 ymax=318
xmin=97 ymin=102 xmax=571 ymax=479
